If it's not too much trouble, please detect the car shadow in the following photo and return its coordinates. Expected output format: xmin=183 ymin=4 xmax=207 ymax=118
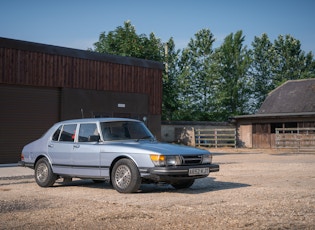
xmin=139 ymin=177 xmax=250 ymax=194
xmin=53 ymin=177 xmax=250 ymax=194
xmin=54 ymin=179 xmax=112 ymax=189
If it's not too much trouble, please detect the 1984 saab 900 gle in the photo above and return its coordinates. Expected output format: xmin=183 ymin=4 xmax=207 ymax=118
xmin=20 ymin=118 xmax=219 ymax=193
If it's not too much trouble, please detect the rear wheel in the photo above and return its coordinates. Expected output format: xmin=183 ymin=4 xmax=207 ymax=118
xmin=35 ymin=158 xmax=57 ymax=187
xmin=111 ymin=159 xmax=141 ymax=193
xmin=171 ymin=179 xmax=195 ymax=189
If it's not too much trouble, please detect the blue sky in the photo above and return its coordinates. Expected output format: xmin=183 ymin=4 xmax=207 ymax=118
xmin=1 ymin=0 xmax=314 ymax=54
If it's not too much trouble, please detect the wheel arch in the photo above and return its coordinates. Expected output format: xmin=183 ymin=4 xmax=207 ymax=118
xmin=34 ymin=154 xmax=53 ymax=168
xmin=109 ymin=155 xmax=138 ymax=177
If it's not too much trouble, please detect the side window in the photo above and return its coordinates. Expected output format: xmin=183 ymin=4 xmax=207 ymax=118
xmin=78 ymin=123 xmax=99 ymax=142
xmin=59 ymin=124 xmax=77 ymax=142
xmin=52 ymin=125 xmax=62 ymax=141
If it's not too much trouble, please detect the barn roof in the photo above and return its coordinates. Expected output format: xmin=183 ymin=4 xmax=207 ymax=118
xmin=0 ymin=37 xmax=164 ymax=70
xmin=257 ymin=79 xmax=315 ymax=114
xmin=233 ymin=79 xmax=315 ymax=121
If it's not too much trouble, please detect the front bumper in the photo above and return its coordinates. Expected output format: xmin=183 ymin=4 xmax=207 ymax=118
xmin=140 ymin=163 xmax=219 ymax=182
xmin=148 ymin=163 xmax=219 ymax=176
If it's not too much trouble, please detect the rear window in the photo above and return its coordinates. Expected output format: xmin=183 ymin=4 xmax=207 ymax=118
xmin=52 ymin=124 xmax=77 ymax=142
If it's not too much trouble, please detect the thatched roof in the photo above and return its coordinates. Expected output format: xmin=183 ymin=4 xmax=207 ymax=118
xmin=257 ymin=79 xmax=315 ymax=114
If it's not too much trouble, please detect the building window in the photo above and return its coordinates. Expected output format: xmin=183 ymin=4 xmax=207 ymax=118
xmin=271 ymin=122 xmax=298 ymax=133
xmin=285 ymin=122 xmax=297 ymax=129
xmin=270 ymin=123 xmax=283 ymax=133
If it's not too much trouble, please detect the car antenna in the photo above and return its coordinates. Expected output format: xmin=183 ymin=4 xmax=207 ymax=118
xmin=81 ymin=108 xmax=84 ymax=118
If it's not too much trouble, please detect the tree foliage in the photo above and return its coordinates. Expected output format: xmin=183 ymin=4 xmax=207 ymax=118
xmin=211 ymin=31 xmax=252 ymax=120
xmin=91 ymin=21 xmax=315 ymax=121
xmin=92 ymin=21 xmax=163 ymax=61
xmin=273 ymin=35 xmax=315 ymax=84
xmin=162 ymin=38 xmax=181 ymax=120
xmin=176 ymin=29 xmax=215 ymax=120
xmin=250 ymin=33 xmax=277 ymax=111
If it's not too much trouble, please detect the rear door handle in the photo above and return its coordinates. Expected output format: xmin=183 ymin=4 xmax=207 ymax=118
xmin=48 ymin=143 xmax=54 ymax=148
xmin=73 ymin=144 xmax=80 ymax=148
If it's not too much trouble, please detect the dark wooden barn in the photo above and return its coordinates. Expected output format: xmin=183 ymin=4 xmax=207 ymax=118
xmin=233 ymin=79 xmax=315 ymax=150
xmin=0 ymin=37 xmax=164 ymax=163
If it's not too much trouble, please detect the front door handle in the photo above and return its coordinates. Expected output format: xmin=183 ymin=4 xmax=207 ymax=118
xmin=73 ymin=144 xmax=80 ymax=148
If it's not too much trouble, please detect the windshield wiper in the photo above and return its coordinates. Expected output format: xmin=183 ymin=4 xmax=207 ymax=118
xmin=136 ymin=135 xmax=154 ymax=142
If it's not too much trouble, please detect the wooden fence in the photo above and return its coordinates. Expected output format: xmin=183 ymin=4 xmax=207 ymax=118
xmin=275 ymin=128 xmax=315 ymax=153
xmin=195 ymin=128 xmax=236 ymax=148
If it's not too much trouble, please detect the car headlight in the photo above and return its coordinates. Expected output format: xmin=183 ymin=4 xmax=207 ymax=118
xmin=150 ymin=154 xmax=182 ymax=167
xmin=202 ymin=154 xmax=212 ymax=164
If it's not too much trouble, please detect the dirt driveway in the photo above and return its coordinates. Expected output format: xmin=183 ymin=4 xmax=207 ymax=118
xmin=1 ymin=151 xmax=314 ymax=229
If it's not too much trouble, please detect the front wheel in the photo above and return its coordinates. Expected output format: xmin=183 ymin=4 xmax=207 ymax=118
xmin=171 ymin=179 xmax=195 ymax=189
xmin=34 ymin=158 xmax=57 ymax=187
xmin=111 ymin=159 xmax=141 ymax=193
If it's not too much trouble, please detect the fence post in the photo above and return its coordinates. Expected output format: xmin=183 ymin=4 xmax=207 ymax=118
xmin=196 ymin=129 xmax=200 ymax=146
xmin=276 ymin=129 xmax=279 ymax=148
xmin=234 ymin=129 xmax=236 ymax=148
xmin=298 ymin=128 xmax=300 ymax=153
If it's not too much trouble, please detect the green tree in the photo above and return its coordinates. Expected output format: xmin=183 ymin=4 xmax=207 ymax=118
xmin=212 ymin=31 xmax=252 ymax=120
xmin=92 ymin=21 xmax=163 ymax=61
xmin=273 ymin=34 xmax=315 ymax=85
xmin=250 ymin=33 xmax=277 ymax=112
xmin=177 ymin=29 xmax=215 ymax=120
xmin=162 ymin=38 xmax=182 ymax=120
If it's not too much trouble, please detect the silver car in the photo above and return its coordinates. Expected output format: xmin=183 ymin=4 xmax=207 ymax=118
xmin=20 ymin=118 xmax=219 ymax=193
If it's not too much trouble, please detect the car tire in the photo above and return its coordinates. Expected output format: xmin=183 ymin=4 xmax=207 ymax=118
xmin=35 ymin=158 xmax=57 ymax=187
xmin=111 ymin=158 xmax=141 ymax=193
xmin=171 ymin=179 xmax=195 ymax=189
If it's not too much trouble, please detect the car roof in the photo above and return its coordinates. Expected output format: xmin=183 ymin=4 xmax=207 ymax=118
xmin=54 ymin=117 xmax=141 ymax=125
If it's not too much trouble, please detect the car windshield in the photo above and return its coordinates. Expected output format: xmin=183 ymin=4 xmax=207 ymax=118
xmin=100 ymin=121 xmax=154 ymax=141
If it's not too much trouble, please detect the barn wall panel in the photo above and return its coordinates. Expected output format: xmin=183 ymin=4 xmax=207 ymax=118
xmin=1 ymin=46 xmax=162 ymax=115
xmin=0 ymin=85 xmax=60 ymax=163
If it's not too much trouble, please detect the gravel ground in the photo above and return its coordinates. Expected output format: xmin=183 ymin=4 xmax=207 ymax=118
xmin=0 ymin=150 xmax=314 ymax=229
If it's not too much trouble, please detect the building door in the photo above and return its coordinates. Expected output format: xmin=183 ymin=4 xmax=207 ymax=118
xmin=252 ymin=123 xmax=271 ymax=148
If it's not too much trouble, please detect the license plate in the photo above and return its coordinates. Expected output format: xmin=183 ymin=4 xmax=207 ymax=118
xmin=188 ymin=168 xmax=209 ymax=176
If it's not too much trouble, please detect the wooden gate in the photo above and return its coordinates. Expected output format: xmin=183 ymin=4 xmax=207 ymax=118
xmin=276 ymin=128 xmax=315 ymax=153
xmin=195 ymin=128 xmax=236 ymax=148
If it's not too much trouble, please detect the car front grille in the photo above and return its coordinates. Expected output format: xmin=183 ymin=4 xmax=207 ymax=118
xmin=181 ymin=155 xmax=203 ymax=165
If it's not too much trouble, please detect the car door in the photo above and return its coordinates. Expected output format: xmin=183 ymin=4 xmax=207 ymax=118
xmin=48 ymin=123 xmax=77 ymax=175
xmin=71 ymin=123 xmax=101 ymax=177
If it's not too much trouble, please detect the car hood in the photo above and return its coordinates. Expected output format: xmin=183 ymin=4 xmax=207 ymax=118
xmin=102 ymin=141 xmax=210 ymax=155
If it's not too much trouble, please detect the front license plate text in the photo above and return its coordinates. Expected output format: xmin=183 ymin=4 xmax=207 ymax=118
xmin=188 ymin=168 xmax=209 ymax=176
